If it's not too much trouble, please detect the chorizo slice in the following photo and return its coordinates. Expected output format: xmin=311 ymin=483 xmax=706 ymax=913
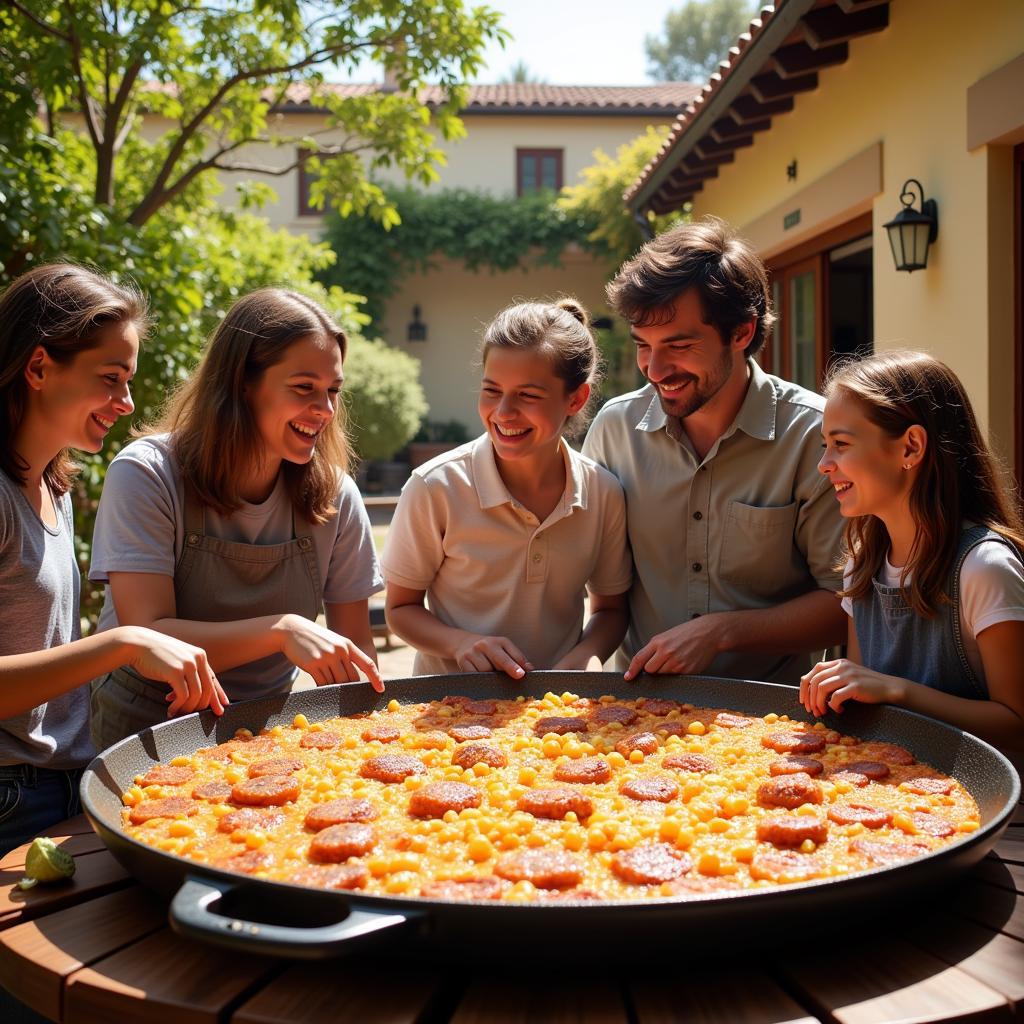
xmin=360 ymin=723 xmax=401 ymax=743
xmin=408 ymin=731 xmax=449 ymax=750
xmin=192 ymin=780 xmax=233 ymax=802
xmin=300 ymin=731 xmax=340 ymax=750
xmin=494 ymin=849 xmax=584 ymax=889
xmin=857 ymin=741 xmax=916 ymax=766
xmin=828 ymin=769 xmax=871 ymax=788
xmin=309 ymin=823 xmax=377 ymax=862
xmin=231 ymin=774 xmax=300 ymax=806
xmin=128 ymin=796 xmax=197 ymax=825
xmin=757 ymin=772 xmax=823 ymax=809
xmin=902 ymin=776 xmax=956 ymax=796
xmin=304 ymin=798 xmax=379 ymax=831
xmin=749 ymin=850 xmax=824 ymax=883
xmin=762 ymin=730 xmax=827 ymax=755
xmin=615 ymin=732 xmax=659 ymax=757
xmin=838 ymin=760 xmax=891 ymax=781
xmin=290 ymin=863 xmax=369 ymax=891
xmin=408 ymin=782 xmax=482 ymax=818
xmin=517 ymin=787 xmax=593 ymax=821
xmin=419 ymin=876 xmax=507 ymax=901
xmin=610 ymin=843 xmax=692 ymax=885
xmin=534 ymin=716 xmax=588 ymax=736
xmin=198 ymin=735 xmax=277 ymax=762
xmin=662 ymin=753 xmax=715 ymax=773
xmin=448 ymin=725 xmax=493 ymax=742
xmin=553 ymin=756 xmax=612 ymax=784
xmin=359 ymin=754 xmax=426 ymax=783
xmin=140 ymin=765 xmax=195 ymax=787
xmin=639 ymin=699 xmax=677 ymax=717
xmin=714 ymin=712 xmax=754 ymax=729
xmin=827 ymin=803 xmax=892 ymax=829
xmin=465 ymin=699 xmax=498 ymax=716
xmin=218 ymin=808 xmax=285 ymax=834
xmin=248 ymin=757 xmax=303 ymax=779
xmin=769 ymin=756 xmax=824 ymax=777
xmin=218 ymin=850 xmax=272 ymax=874
xmin=910 ymin=812 xmax=956 ymax=838
xmin=591 ymin=704 xmax=638 ymax=726
xmin=620 ymin=775 xmax=679 ymax=802
xmin=756 ymin=815 xmax=828 ymax=847
xmin=850 ymin=837 xmax=931 ymax=866
xmin=451 ymin=744 xmax=507 ymax=770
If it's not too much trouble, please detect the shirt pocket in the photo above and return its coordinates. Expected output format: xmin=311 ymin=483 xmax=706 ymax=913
xmin=719 ymin=500 xmax=798 ymax=591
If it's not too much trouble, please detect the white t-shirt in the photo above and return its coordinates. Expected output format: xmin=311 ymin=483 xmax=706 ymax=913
xmin=841 ymin=540 xmax=1024 ymax=684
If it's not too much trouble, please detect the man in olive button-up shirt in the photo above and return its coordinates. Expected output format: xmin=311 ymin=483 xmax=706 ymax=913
xmin=583 ymin=218 xmax=847 ymax=683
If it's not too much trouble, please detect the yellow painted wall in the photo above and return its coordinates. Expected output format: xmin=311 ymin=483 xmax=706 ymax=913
xmin=688 ymin=0 xmax=1024 ymax=457
xmin=379 ymin=250 xmax=617 ymax=429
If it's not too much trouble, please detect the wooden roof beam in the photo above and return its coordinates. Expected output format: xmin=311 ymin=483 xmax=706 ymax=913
xmin=730 ymin=94 xmax=794 ymax=124
xmin=835 ymin=0 xmax=890 ymax=12
xmin=682 ymin=151 xmax=735 ymax=174
xmin=748 ymin=71 xmax=818 ymax=104
xmin=666 ymin=167 xmax=719 ymax=191
xmin=709 ymin=116 xmax=771 ymax=142
xmin=801 ymin=3 xmax=889 ymax=49
xmin=768 ymin=41 xmax=848 ymax=79
xmin=695 ymin=135 xmax=753 ymax=160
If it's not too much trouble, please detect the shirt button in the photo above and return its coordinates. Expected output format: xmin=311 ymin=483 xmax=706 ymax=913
xmin=532 ymin=553 xmax=543 ymax=563
xmin=692 ymin=562 xmax=702 ymax=572
xmin=187 ymin=534 xmax=199 ymax=545
xmin=693 ymin=511 xmax=702 ymax=521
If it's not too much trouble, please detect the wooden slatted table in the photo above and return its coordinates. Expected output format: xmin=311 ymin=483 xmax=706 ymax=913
xmin=1 ymin=812 xmax=1022 ymax=1024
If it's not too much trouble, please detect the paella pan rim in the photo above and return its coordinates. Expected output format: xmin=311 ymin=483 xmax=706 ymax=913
xmin=80 ymin=670 xmax=1022 ymax=925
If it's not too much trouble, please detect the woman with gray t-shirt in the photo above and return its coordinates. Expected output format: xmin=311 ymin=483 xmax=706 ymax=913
xmin=89 ymin=288 xmax=384 ymax=751
xmin=0 ymin=265 xmax=219 ymax=855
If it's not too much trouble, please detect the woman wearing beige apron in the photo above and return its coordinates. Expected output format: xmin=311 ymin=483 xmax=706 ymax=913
xmin=88 ymin=289 xmax=384 ymax=751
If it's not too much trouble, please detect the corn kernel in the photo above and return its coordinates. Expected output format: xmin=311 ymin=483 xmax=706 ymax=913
xmin=709 ymin=817 xmax=730 ymax=834
xmin=687 ymin=721 xmax=706 ymax=736
xmin=168 ymin=820 xmax=195 ymax=838
xmin=629 ymin=749 xmax=644 ymax=764
xmin=697 ymin=852 xmax=720 ymax=875
xmin=607 ymin=752 xmax=627 ymax=770
xmin=958 ymin=820 xmax=980 ymax=833
xmin=467 ymin=836 xmax=494 ymax=862
xmin=292 ymin=713 xmax=309 ymax=729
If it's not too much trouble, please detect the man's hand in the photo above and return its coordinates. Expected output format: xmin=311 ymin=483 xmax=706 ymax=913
xmin=454 ymin=635 xmax=533 ymax=679
xmin=800 ymin=658 xmax=904 ymax=717
xmin=624 ymin=615 xmax=723 ymax=680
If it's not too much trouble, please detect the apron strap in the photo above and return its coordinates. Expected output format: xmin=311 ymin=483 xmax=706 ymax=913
xmin=179 ymin=480 xmax=205 ymax=572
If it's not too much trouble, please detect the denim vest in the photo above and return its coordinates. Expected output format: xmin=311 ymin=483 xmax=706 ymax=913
xmin=854 ymin=526 xmax=1014 ymax=700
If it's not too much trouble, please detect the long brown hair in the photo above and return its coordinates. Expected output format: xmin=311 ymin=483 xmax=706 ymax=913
xmin=147 ymin=288 xmax=353 ymax=523
xmin=480 ymin=297 xmax=603 ymax=439
xmin=826 ymin=351 xmax=1024 ymax=616
xmin=0 ymin=263 xmax=148 ymax=494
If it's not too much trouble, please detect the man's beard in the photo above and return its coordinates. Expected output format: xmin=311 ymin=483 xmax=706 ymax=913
xmin=651 ymin=346 xmax=733 ymax=419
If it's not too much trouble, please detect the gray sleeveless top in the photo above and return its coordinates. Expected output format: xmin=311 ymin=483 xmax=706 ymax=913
xmin=854 ymin=525 xmax=1016 ymax=700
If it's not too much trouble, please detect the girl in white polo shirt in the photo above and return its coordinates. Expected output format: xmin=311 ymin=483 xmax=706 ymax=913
xmin=383 ymin=298 xmax=632 ymax=678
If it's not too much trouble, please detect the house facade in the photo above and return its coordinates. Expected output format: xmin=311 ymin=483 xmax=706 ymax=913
xmin=626 ymin=0 xmax=1024 ymax=487
xmin=214 ymin=84 xmax=700 ymax=431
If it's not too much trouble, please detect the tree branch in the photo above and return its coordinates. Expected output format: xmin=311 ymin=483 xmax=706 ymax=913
xmin=4 ymin=0 xmax=71 ymax=42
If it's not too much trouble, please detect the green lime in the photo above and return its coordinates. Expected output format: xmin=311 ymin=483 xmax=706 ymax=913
xmin=18 ymin=837 xmax=75 ymax=889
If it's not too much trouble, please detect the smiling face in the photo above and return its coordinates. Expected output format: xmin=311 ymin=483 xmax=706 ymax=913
xmin=631 ymin=288 xmax=748 ymax=420
xmin=246 ymin=332 xmax=344 ymax=473
xmin=819 ymin=390 xmax=916 ymax=520
xmin=29 ymin=319 xmax=140 ymax=454
xmin=478 ymin=346 xmax=589 ymax=466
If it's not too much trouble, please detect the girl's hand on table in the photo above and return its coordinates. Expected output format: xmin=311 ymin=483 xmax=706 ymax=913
xmin=454 ymin=635 xmax=533 ymax=680
xmin=120 ymin=626 xmax=228 ymax=718
xmin=276 ymin=614 xmax=384 ymax=692
xmin=800 ymin=658 xmax=904 ymax=717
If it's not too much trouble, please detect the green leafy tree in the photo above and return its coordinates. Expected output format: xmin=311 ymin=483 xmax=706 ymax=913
xmin=645 ymin=0 xmax=758 ymax=83
xmin=0 ymin=0 xmax=506 ymax=274
xmin=557 ymin=126 xmax=686 ymax=267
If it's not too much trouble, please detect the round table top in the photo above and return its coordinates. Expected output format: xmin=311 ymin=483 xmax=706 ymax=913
xmin=0 ymin=811 xmax=1022 ymax=1024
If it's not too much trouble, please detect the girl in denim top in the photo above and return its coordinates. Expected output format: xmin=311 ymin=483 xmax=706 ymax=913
xmin=802 ymin=351 xmax=1024 ymax=755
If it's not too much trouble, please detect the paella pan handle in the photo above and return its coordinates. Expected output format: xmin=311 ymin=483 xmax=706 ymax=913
xmin=169 ymin=875 xmax=423 ymax=958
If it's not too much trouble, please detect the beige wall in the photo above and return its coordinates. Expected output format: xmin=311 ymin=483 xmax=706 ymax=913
xmin=687 ymin=0 xmax=1024 ymax=460
xmin=214 ymin=111 xmax=673 ymax=236
xmin=379 ymin=249 xmax=616 ymax=429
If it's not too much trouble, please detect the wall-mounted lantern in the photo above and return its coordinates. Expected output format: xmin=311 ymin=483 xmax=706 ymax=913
xmin=407 ymin=305 xmax=427 ymax=342
xmin=884 ymin=179 xmax=938 ymax=273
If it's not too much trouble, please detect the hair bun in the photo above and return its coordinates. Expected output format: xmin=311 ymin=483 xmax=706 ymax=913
xmin=556 ymin=297 xmax=589 ymax=328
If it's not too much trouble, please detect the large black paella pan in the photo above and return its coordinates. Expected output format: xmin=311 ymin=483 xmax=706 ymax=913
xmin=81 ymin=672 xmax=1020 ymax=960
